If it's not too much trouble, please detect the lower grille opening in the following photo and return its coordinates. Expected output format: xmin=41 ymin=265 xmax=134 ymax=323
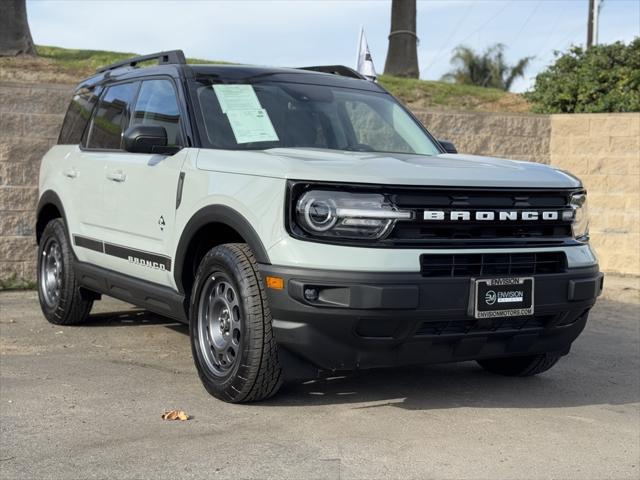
xmin=415 ymin=314 xmax=557 ymax=336
xmin=420 ymin=252 xmax=567 ymax=277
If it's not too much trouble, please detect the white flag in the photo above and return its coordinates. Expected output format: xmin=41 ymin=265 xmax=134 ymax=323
xmin=356 ymin=27 xmax=376 ymax=81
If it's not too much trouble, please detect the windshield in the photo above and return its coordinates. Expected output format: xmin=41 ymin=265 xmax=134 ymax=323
xmin=193 ymin=81 xmax=440 ymax=155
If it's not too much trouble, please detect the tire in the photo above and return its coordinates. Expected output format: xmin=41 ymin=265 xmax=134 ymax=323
xmin=477 ymin=353 xmax=562 ymax=377
xmin=189 ymin=243 xmax=282 ymax=403
xmin=37 ymin=218 xmax=93 ymax=325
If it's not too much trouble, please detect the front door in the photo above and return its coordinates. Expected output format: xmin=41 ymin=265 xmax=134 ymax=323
xmin=101 ymin=78 xmax=189 ymax=287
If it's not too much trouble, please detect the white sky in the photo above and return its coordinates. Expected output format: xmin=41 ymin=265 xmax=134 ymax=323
xmin=26 ymin=0 xmax=640 ymax=92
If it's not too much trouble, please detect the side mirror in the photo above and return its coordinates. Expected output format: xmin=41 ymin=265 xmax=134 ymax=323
xmin=438 ymin=139 xmax=458 ymax=154
xmin=123 ymin=125 xmax=175 ymax=154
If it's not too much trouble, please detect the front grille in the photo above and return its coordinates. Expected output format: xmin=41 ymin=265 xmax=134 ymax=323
xmin=415 ymin=314 xmax=556 ymax=336
xmin=420 ymin=252 xmax=567 ymax=277
xmin=391 ymin=223 xmax=573 ymax=246
xmin=388 ymin=188 xmax=577 ymax=247
xmin=288 ymin=182 xmax=581 ymax=248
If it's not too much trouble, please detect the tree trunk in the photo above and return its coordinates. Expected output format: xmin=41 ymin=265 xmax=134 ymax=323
xmin=0 ymin=0 xmax=37 ymax=56
xmin=384 ymin=0 xmax=419 ymax=78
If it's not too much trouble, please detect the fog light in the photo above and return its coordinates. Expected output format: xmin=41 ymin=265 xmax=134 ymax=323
xmin=304 ymin=288 xmax=319 ymax=301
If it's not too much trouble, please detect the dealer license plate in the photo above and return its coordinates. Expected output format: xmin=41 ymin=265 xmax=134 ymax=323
xmin=473 ymin=277 xmax=534 ymax=319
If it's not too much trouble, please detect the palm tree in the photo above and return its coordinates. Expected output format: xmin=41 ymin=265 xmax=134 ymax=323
xmin=384 ymin=0 xmax=419 ymax=78
xmin=441 ymin=44 xmax=531 ymax=91
xmin=0 ymin=0 xmax=36 ymax=56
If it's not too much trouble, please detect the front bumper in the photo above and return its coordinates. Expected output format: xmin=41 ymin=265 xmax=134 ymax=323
xmin=259 ymin=264 xmax=603 ymax=372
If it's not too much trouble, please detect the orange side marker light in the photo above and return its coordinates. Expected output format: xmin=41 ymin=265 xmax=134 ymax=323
xmin=266 ymin=276 xmax=284 ymax=290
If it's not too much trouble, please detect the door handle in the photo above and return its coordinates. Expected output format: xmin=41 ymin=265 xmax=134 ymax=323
xmin=106 ymin=170 xmax=127 ymax=182
xmin=63 ymin=168 xmax=78 ymax=179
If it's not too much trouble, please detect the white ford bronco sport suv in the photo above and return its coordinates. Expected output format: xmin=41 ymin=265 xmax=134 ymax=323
xmin=36 ymin=50 xmax=603 ymax=402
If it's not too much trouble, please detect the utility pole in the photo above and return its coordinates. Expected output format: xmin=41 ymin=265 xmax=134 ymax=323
xmin=587 ymin=0 xmax=603 ymax=48
xmin=587 ymin=0 xmax=594 ymax=47
xmin=593 ymin=0 xmax=602 ymax=45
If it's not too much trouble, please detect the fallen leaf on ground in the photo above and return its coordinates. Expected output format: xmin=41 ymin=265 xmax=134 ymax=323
xmin=161 ymin=410 xmax=190 ymax=421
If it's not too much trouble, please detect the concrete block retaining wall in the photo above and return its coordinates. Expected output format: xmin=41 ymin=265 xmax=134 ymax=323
xmin=1 ymin=81 xmax=638 ymax=283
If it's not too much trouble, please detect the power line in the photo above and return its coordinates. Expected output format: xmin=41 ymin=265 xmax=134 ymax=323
xmin=557 ymin=22 xmax=588 ymax=51
xmin=456 ymin=0 xmax=515 ymax=46
xmin=510 ymin=0 xmax=543 ymax=48
xmin=424 ymin=1 xmax=475 ymax=73
xmin=532 ymin=10 xmax=562 ymax=60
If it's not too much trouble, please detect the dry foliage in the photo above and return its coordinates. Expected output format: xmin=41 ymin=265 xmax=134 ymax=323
xmin=161 ymin=410 xmax=190 ymax=421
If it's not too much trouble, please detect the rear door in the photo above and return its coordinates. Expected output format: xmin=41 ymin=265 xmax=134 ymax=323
xmin=52 ymin=87 xmax=100 ymax=263
xmin=67 ymin=82 xmax=139 ymax=268
xmin=101 ymin=77 xmax=190 ymax=286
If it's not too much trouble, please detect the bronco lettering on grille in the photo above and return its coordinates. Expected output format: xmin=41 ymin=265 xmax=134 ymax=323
xmin=423 ymin=210 xmax=560 ymax=221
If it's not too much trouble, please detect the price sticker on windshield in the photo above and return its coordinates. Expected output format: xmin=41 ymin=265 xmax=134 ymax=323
xmin=226 ymin=108 xmax=279 ymax=144
xmin=213 ymin=85 xmax=262 ymax=113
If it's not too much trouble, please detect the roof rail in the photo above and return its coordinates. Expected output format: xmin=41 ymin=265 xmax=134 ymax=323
xmin=298 ymin=65 xmax=365 ymax=80
xmin=96 ymin=49 xmax=187 ymax=74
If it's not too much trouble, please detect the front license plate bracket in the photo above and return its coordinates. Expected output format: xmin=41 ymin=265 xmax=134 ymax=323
xmin=471 ymin=277 xmax=534 ymax=319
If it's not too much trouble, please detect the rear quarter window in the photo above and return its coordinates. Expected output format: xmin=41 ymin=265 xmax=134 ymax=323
xmin=57 ymin=89 xmax=99 ymax=145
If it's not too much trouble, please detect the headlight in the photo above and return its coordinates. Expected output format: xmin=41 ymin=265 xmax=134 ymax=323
xmin=569 ymin=192 xmax=589 ymax=241
xmin=295 ymin=190 xmax=413 ymax=240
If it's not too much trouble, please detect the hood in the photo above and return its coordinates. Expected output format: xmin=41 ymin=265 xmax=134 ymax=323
xmin=196 ymin=148 xmax=581 ymax=189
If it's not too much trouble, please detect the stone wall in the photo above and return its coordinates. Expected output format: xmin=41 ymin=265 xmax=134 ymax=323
xmin=414 ymin=110 xmax=551 ymax=164
xmin=0 ymin=81 xmax=638 ymax=284
xmin=0 ymin=82 xmax=69 ymax=282
xmin=549 ymin=113 xmax=640 ymax=275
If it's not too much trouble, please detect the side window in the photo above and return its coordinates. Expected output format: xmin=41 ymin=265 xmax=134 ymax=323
xmin=87 ymin=82 xmax=138 ymax=150
xmin=343 ymin=100 xmax=413 ymax=154
xmin=58 ymin=89 xmax=98 ymax=145
xmin=132 ymin=79 xmax=182 ymax=146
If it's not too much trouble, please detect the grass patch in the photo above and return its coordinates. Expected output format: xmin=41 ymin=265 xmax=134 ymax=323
xmin=0 ymin=275 xmax=36 ymax=291
xmin=1 ymin=45 xmax=530 ymax=112
xmin=0 ymin=45 xmax=231 ymax=84
xmin=35 ymin=45 xmax=137 ymax=74
xmin=378 ymin=75 xmax=531 ymax=113
xmin=35 ymin=45 xmax=231 ymax=75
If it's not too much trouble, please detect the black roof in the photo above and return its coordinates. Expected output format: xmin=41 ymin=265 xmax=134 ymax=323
xmin=78 ymin=50 xmax=383 ymax=93
xmin=187 ymin=64 xmax=383 ymax=91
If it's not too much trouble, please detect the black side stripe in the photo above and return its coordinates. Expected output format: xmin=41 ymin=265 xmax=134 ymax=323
xmin=74 ymin=235 xmax=104 ymax=253
xmin=73 ymin=235 xmax=172 ymax=272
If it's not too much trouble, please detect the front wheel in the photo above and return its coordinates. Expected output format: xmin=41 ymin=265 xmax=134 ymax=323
xmin=477 ymin=353 xmax=562 ymax=377
xmin=189 ymin=243 xmax=282 ymax=403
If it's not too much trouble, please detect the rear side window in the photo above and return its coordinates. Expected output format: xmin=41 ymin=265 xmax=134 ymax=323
xmin=58 ymin=89 xmax=98 ymax=145
xmin=87 ymin=82 xmax=138 ymax=150
xmin=132 ymin=79 xmax=182 ymax=146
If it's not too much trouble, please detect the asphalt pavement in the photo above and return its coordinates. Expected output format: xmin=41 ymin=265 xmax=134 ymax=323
xmin=1 ymin=279 xmax=638 ymax=480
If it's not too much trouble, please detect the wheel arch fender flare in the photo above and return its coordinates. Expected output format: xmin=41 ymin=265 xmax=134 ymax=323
xmin=36 ymin=190 xmax=69 ymax=244
xmin=173 ymin=204 xmax=271 ymax=294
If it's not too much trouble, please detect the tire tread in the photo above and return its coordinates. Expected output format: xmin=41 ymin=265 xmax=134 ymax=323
xmin=190 ymin=243 xmax=282 ymax=403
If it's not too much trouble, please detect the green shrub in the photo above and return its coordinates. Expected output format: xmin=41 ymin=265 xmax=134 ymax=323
xmin=526 ymin=38 xmax=640 ymax=113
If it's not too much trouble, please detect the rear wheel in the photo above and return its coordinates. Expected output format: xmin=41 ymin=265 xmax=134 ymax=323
xmin=189 ymin=243 xmax=282 ymax=403
xmin=477 ymin=353 xmax=562 ymax=377
xmin=37 ymin=218 xmax=93 ymax=325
